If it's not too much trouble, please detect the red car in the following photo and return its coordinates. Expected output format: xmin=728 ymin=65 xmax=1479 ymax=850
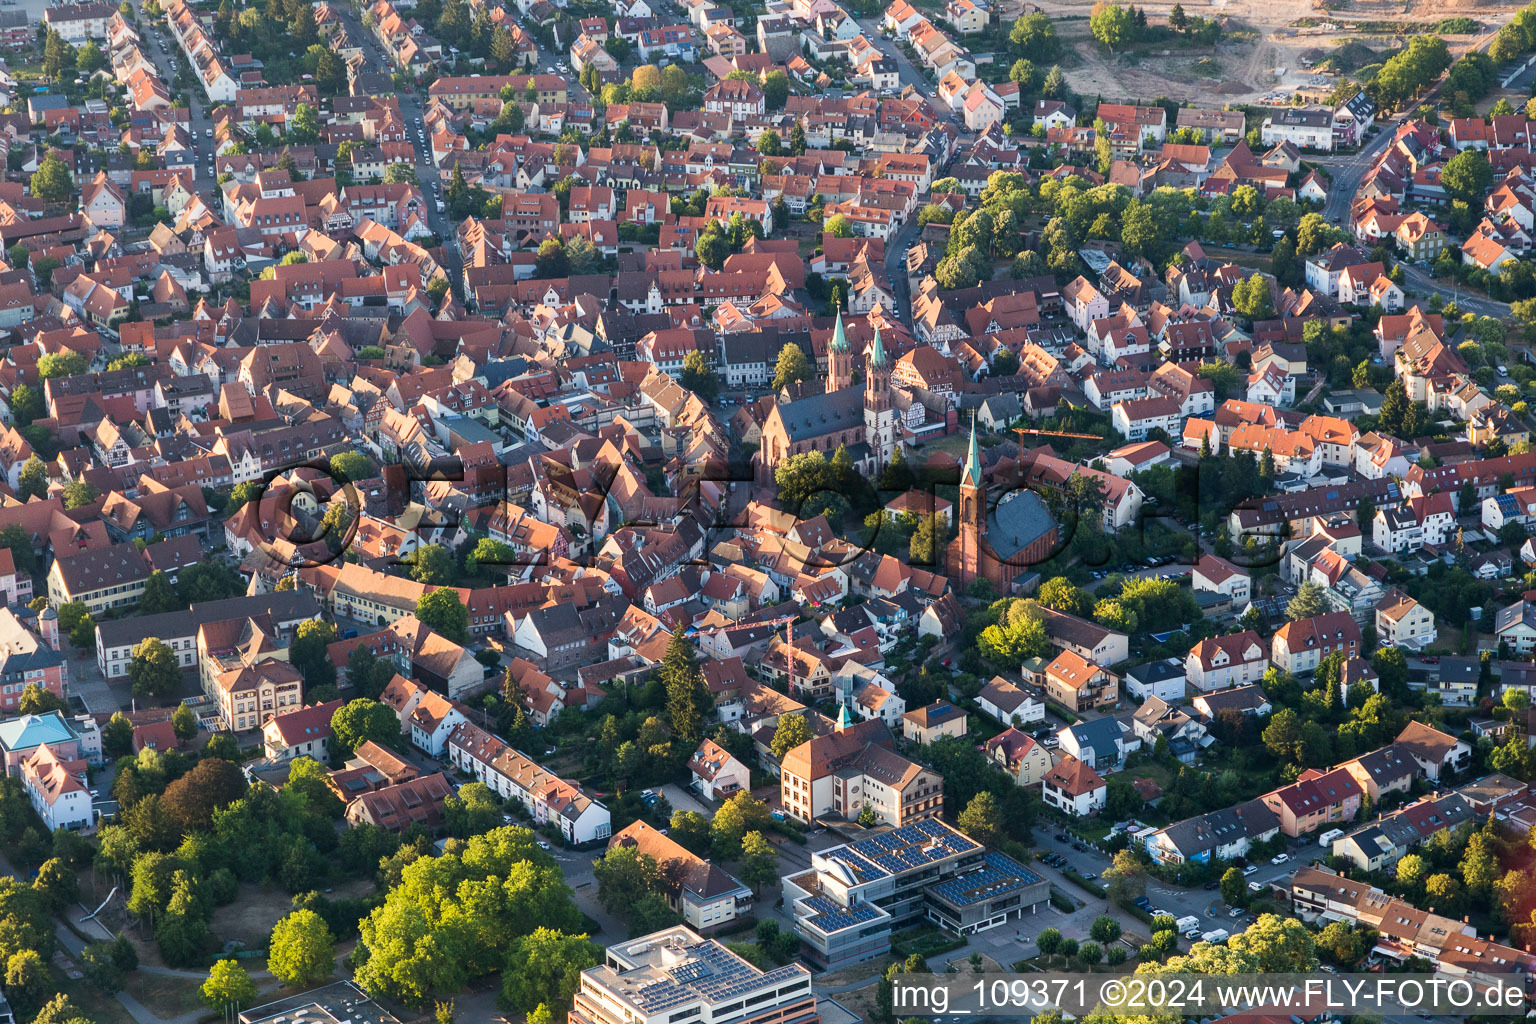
xmin=1420 ymin=656 xmax=1439 ymax=664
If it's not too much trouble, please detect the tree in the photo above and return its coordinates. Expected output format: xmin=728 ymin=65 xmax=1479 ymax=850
xmin=1442 ymin=147 xmax=1493 ymax=205
xmin=161 ymin=758 xmax=246 ymax=832
xmin=1287 ymin=581 xmax=1327 ymax=621
xmin=129 ymin=637 xmax=180 ymax=700
xmin=738 ymin=831 xmax=779 ymax=894
xmin=268 ymin=909 xmax=335 ymax=987
xmin=32 ymin=858 xmax=76 ymax=912
xmin=1089 ymin=1 xmax=1135 ymax=53
xmin=331 ymin=699 xmax=401 ymax=757
xmin=1036 ymin=928 xmax=1063 ymax=957
xmin=289 ymin=619 xmax=337 ymax=689
xmin=1232 ymin=273 xmax=1274 ymax=320
xmin=1220 ymin=866 xmax=1246 ymax=907
xmin=1038 ymin=577 xmax=1093 ymax=617
xmin=824 ymin=214 xmax=854 ymax=238
xmin=289 ymin=103 xmax=320 ymax=144
xmin=328 ymin=450 xmax=373 ymax=483
xmin=416 ymin=588 xmax=469 ymax=644
xmin=37 ymin=351 xmax=86 ymax=380
xmin=16 ymin=457 xmax=46 ymax=500
xmin=5 ymin=950 xmax=49 ymax=1019
xmin=711 ymin=792 xmax=772 ymax=860
xmin=909 ymin=514 xmax=942 ymax=565
xmin=594 ymin=843 xmax=664 ymax=917
xmin=762 ymin=70 xmax=789 ymax=111
xmin=80 ymin=941 xmax=122 ymax=993
xmin=30 ymin=154 xmax=73 ymax=205
xmin=410 ymin=543 xmax=456 ymax=585
xmin=1103 ymin=849 xmax=1146 ymax=904
xmin=16 ymin=683 xmax=65 ymax=717
xmin=103 ymin=712 xmax=134 ymax=760
xmin=138 ymin=570 xmax=182 ymax=615
xmin=660 ymin=633 xmax=707 ymax=747
xmin=679 ymin=349 xmax=719 ymax=403
xmin=770 ymin=714 xmax=811 ymax=760
xmin=61 ymin=479 xmax=96 ymax=510
xmin=1089 ymin=915 xmax=1121 ymax=944
xmin=203 ymin=959 xmax=259 ymax=1014
xmin=7 ymin=384 xmax=41 ymax=426
xmin=500 ymin=928 xmax=601 ymax=1016
xmin=668 ymin=810 xmax=712 ymax=855
xmin=1263 ymin=708 xmax=1303 ymax=762
xmin=757 ymin=130 xmax=782 ymax=156
xmin=956 ymin=791 xmax=1003 ymax=848
xmin=771 ymin=343 xmax=813 ymax=391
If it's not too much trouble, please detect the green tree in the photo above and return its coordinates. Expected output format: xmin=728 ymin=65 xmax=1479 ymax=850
xmin=268 ymin=909 xmax=335 ymax=987
xmin=1442 ymin=148 xmax=1493 ymax=205
xmin=288 ymin=619 xmax=337 ymax=689
xmin=1286 ymin=581 xmax=1327 ymax=621
xmin=410 ymin=543 xmax=456 ymax=585
xmin=37 ymin=351 xmax=86 ymax=380
xmin=128 ymin=637 xmax=180 ymax=700
xmin=824 ymin=214 xmax=854 ymax=238
xmin=680 ymin=349 xmax=719 ymax=402
xmin=711 ymin=791 xmax=772 ymax=860
xmin=668 ymin=810 xmax=712 ymax=855
xmin=16 ymin=456 xmax=47 ymax=500
xmin=138 ymin=570 xmax=182 ymax=614
xmin=772 ymin=342 xmax=813 ymax=391
xmin=660 ymin=633 xmax=707 ymax=746
xmin=1090 ymin=1 xmax=1135 ymax=53
xmin=956 ymin=791 xmax=1003 ymax=848
xmin=202 ymin=959 xmax=259 ymax=1014
xmin=30 ymin=154 xmax=73 ymax=204
xmin=416 ymin=588 xmax=469 ymax=643
xmin=770 ymin=714 xmax=811 ymax=760
xmin=500 ymin=928 xmax=601 ymax=1016
xmin=909 ymin=513 xmax=942 ymax=565
xmin=738 ymin=831 xmax=780 ymax=894
xmin=16 ymin=683 xmax=65 ymax=716
xmin=1220 ymin=866 xmax=1246 ymax=907
xmin=7 ymin=384 xmax=41 ymax=425
xmin=594 ymin=843 xmax=664 ymax=917
xmin=331 ymin=699 xmax=401 ymax=757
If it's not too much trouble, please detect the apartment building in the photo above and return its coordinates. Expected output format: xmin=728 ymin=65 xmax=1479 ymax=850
xmin=781 ymin=818 xmax=1047 ymax=969
xmin=572 ymin=929 xmax=816 ymax=1024
xmin=778 ymin=717 xmax=942 ymax=827
xmin=609 ymin=821 xmax=753 ymax=932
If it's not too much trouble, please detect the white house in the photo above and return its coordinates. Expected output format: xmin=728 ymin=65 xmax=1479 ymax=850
xmin=688 ymin=738 xmax=750 ymax=802
xmin=1041 ymin=755 xmax=1105 ymax=817
xmin=1184 ymin=630 xmax=1269 ymax=692
xmin=975 ymin=676 xmax=1044 ymax=727
xmin=1192 ymin=553 xmax=1251 ymax=607
xmin=21 ymin=743 xmax=93 ymax=831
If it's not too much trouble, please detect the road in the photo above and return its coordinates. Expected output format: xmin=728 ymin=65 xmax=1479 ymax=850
xmin=1400 ymin=263 xmax=1512 ymax=318
xmin=1315 ymin=126 xmax=1394 ymax=225
xmin=136 ymin=13 xmax=216 ymax=195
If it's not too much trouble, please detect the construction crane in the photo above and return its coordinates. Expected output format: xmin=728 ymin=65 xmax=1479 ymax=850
xmin=1014 ymin=426 xmax=1102 ymax=442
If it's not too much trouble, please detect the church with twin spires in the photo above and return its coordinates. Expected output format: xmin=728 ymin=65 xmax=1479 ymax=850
xmin=756 ymin=311 xmax=898 ymax=477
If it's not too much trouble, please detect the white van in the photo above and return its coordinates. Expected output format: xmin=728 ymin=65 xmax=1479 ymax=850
xmin=1318 ymin=828 xmax=1344 ymax=848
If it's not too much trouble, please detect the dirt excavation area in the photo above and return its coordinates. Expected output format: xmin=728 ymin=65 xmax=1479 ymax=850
xmin=1002 ymin=0 xmax=1525 ymax=106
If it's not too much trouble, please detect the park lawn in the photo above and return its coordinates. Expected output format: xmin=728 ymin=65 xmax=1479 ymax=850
xmin=123 ymin=973 xmax=209 ymax=1018
xmin=54 ymin=971 xmax=137 ymax=1024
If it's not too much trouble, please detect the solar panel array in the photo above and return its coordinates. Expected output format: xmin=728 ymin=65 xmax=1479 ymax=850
xmin=927 ymin=852 xmax=1044 ymax=908
xmin=630 ymin=940 xmax=808 ymax=1013
xmin=803 ymin=894 xmax=882 ymax=933
xmin=844 ymin=820 xmax=980 ymax=876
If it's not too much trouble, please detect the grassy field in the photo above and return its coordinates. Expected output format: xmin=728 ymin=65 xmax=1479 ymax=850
xmin=54 ymin=972 xmax=138 ymax=1024
xmin=123 ymin=973 xmax=209 ymax=1018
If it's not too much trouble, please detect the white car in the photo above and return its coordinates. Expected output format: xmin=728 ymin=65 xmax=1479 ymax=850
xmin=1242 ymin=865 xmax=1258 ymax=876
xmin=1271 ymin=853 xmax=1289 ymax=865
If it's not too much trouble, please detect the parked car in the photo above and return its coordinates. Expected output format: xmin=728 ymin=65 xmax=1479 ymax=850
xmin=1272 ymin=853 xmax=1289 ymax=865
xmin=1242 ymin=865 xmax=1258 ymax=876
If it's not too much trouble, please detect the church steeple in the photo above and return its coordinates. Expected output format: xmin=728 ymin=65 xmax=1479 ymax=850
xmin=827 ymin=310 xmax=852 ymax=391
xmin=864 ymin=322 xmax=894 ymax=471
xmin=962 ymin=416 xmax=981 ymax=487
